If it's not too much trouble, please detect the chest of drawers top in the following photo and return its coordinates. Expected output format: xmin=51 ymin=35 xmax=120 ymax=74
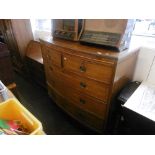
xmin=40 ymin=37 xmax=140 ymax=62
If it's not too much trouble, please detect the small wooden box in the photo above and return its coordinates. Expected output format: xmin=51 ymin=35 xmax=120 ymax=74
xmin=80 ymin=19 xmax=135 ymax=51
xmin=52 ymin=19 xmax=84 ymax=41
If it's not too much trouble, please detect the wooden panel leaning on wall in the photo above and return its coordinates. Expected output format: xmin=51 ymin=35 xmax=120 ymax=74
xmin=40 ymin=37 xmax=140 ymax=133
xmin=25 ymin=40 xmax=46 ymax=88
xmin=0 ymin=19 xmax=33 ymax=72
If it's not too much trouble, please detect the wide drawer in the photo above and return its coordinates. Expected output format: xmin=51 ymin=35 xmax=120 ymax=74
xmin=47 ymin=76 xmax=107 ymax=118
xmin=62 ymin=53 xmax=114 ymax=84
xmin=47 ymin=85 xmax=105 ymax=131
xmin=48 ymin=66 xmax=110 ymax=102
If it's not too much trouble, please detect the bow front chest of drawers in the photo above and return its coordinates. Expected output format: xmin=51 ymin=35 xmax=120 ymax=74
xmin=40 ymin=38 xmax=139 ymax=133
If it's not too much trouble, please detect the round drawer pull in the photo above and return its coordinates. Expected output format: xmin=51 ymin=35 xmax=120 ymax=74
xmin=97 ymin=52 xmax=102 ymax=55
xmin=79 ymin=66 xmax=86 ymax=72
xmin=80 ymin=98 xmax=86 ymax=104
xmin=64 ymin=57 xmax=67 ymax=61
xmin=80 ymin=82 xmax=87 ymax=88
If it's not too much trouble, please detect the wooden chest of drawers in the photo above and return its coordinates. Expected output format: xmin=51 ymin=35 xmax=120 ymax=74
xmin=40 ymin=38 xmax=139 ymax=133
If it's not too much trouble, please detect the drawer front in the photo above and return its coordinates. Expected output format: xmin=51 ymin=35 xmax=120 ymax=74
xmin=48 ymin=47 xmax=62 ymax=68
xmin=48 ymin=67 xmax=110 ymax=102
xmin=62 ymin=53 xmax=114 ymax=84
xmin=47 ymin=76 xmax=107 ymax=118
xmin=42 ymin=45 xmax=62 ymax=81
xmin=47 ymin=85 xmax=104 ymax=130
xmin=42 ymin=46 xmax=62 ymax=68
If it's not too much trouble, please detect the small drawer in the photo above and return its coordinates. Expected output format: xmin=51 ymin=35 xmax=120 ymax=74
xmin=43 ymin=46 xmax=62 ymax=68
xmin=62 ymin=53 xmax=114 ymax=84
xmin=48 ymin=47 xmax=62 ymax=68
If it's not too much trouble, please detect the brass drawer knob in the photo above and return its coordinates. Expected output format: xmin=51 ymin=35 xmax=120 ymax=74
xmin=80 ymin=82 xmax=87 ymax=88
xmin=79 ymin=66 xmax=86 ymax=72
xmin=80 ymin=98 xmax=86 ymax=104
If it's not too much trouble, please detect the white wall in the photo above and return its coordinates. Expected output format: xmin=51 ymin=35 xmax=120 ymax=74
xmin=33 ymin=30 xmax=51 ymax=41
xmin=147 ymin=55 xmax=155 ymax=84
xmin=133 ymin=46 xmax=155 ymax=84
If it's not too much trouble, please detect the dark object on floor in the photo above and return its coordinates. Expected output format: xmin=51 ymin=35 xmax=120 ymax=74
xmin=0 ymin=42 xmax=14 ymax=86
xmin=117 ymin=81 xmax=141 ymax=105
xmin=122 ymin=82 xmax=155 ymax=134
xmin=25 ymin=40 xmax=46 ymax=88
xmin=114 ymin=81 xmax=141 ymax=134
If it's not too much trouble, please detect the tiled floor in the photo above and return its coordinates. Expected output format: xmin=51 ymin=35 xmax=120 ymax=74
xmin=14 ymin=73 xmax=97 ymax=135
